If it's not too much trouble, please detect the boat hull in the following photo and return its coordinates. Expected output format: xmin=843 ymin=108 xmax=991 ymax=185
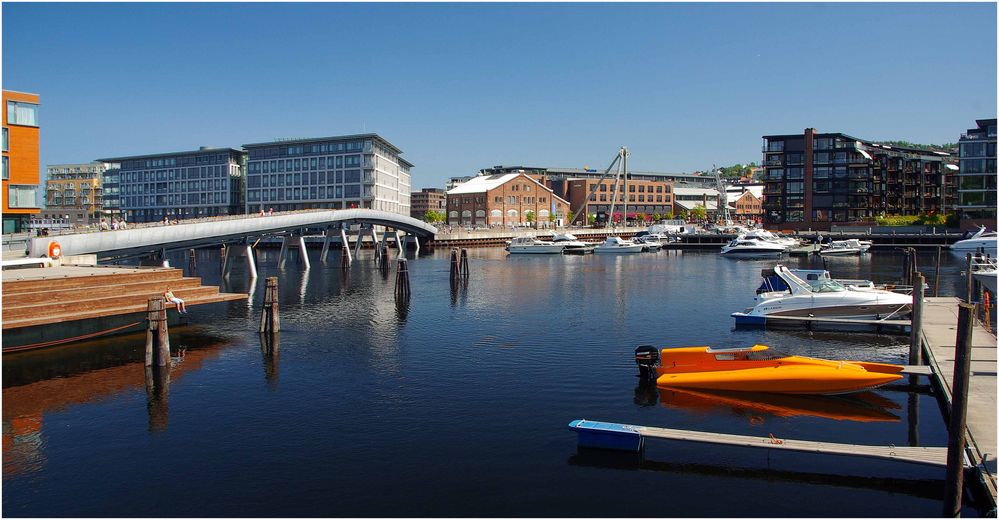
xmin=656 ymin=364 xmax=902 ymax=395
xmin=594 ymin=246 xmax=644 ymax=254
xmin=507 ymin=245 xmax=565 ymax=254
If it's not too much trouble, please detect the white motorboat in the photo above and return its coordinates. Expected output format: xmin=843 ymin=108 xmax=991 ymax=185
xmin=551 ymin=233 xmax=596 ymax=254
xmin=720 ymin=237 xmax=787 ymax=258
xmin=506 ymin=236 xmax=566 ymax=254
xmin=742 ymin=230 xmax=801 ymax=249
xmin=971 ymin=255 xmax=997 ymax=294
xmin=593 ymin=236 xmax=645 ymax=254
xmin=633 ymin=235 xmax=664 ymax=252
xmin=819 ymin=239 xmax=869 ymax=256
xmin=950 ymin=226 xmax=998 ymax=255
xmin=733 ymin=265 xmax=912 ymax=326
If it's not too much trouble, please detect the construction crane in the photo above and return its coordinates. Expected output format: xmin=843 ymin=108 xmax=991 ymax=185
xmin=570 ymin=147 xmax=628 ymax=226
xmin=713 ymin=166 xmax=731 ymax=226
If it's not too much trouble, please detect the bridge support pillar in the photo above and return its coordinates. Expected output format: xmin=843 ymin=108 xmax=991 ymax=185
xmin=320 ymin=226 xmax=333 ymax=263
xmin=278 ymin=235 xmax=310 ymax=270
xmin=222 ymin=243 xmax=257 ymax=279
xmin=246 ymin=244 xmax=258 ymax=279
xmin=393 ymin=230 xmax=404 ymax=255
xmin=371 ymin=227 xmax=380 ymax=257
xmin=353 ymin=227 xmax=364 ymax=257
xmin=340 ymin=228 xmax=352 ymax=265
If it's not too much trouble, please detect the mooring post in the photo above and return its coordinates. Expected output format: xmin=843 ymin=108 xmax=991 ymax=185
xmin=460 ymin=248 xmax=469 ymax=277
xmin=934 ymin=245 xmax=943 ymax=297
xmin=965 ymin=253 xmax=974 ymax=303
xmin=449 ymin=248 xmax=459 ymax=280
xmin=909 ymin=273 xmax=924 ymax=366
xmin=395 ymin=258 xmax=411 ymax=301
xmin=144 ymin=297 xmax=170 ymax=367
xmin=943 ymin=302 xmax=976 ymax=517
xmin=258 ymin=277 xmax=281 ymax=334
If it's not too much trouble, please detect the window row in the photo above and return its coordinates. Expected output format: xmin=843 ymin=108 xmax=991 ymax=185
xmin=123 ymin=193 xmax=229 ymax=207
xmin=123 ymin=165 xmax=232 ymax=182
xmin=246 ymin=185 xmax=362 ymax=202
xmin=248 ymin=154 xmax=364 ymax=174
xmin=122 ymin=179 xmax=231 ymax=194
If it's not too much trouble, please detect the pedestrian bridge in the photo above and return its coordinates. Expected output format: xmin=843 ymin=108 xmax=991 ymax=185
xmin=26 ymin=209 xmax=437 ymax=260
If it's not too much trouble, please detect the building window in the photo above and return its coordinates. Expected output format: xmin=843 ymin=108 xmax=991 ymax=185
xmin=2 ymin=156 xmax=7 ymax=180
xmin=7 ymin=101 xmax=39 ymax=127
xmin=8 ymin=185 xmax=37 ymax=208
xmin=2 ymin=127 xmax=7 ymax=151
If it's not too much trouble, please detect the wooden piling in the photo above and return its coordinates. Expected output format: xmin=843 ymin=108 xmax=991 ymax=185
xmin=395 ymin=258 xmax=411 ymax=301
xmin=460 ymin=248 xmax=469 ymax=277
xmin=144 ymin=297 xmax=170 ymax=367
xmin=943 ymin=302 xmax=976 ymax=517
xmin=449 ymin=248 xmax=459 ymax=280
xmin=909 ymin=273 xmax=924 ymax=366
xmin=934 ymin=246 xmax=943 ymax=297
xmin=258 ymin=277 xmax=281 ymax=334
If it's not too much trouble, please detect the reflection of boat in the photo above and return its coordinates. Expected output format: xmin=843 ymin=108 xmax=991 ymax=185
xmin=636 ymin=344 xmax=903 ymax=395
xmin=658 ymin=387 xmax=901 ymax=423
xmin=593 ymin=236 xmax=644 ymax=254
xmin=950 ymin=226 xmax=998 ymax=255
xmin=733 ymin=265 xmax=911 ymax=326
xmin=720 ymin=237 xmax=786 ymax=258
xmin=505 ymin=236 xmax=565 ymax=254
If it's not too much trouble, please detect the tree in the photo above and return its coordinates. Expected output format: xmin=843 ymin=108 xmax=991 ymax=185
xmin=664 ymin=211 xmax=674 ymax=220
xmin=587 ymin=213 xmax=597 ymax=226
xmin=423 ymin=210 xmax=444 ymax=223
xmin=525 ymin=210 xmax=535 ymax=224
xmin=690 ymin=205 xmax=707 ymax=221
xmin=637 ymin=212 xmax=647 ymax=223
xmin=567 ymin=210 xmax=576 ymax=225
xmin=652 ymin=213 xmax=662 ymax=222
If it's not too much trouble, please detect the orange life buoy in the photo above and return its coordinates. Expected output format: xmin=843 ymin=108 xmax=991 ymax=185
xmin=48 ymin=241 xmax=62 ymax=259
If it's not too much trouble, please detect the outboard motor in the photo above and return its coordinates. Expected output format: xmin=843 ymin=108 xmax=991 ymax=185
xmin=635 ymin=345 xmax=661 ymax=380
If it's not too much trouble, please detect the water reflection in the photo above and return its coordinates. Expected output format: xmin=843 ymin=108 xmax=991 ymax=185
xmin=144 ymin=366 xmax=170 ymax=432
xmin=259 ymin=332 xmax=280 ymax=389
xmin=657 ymin=387 xmax=901 ymax=423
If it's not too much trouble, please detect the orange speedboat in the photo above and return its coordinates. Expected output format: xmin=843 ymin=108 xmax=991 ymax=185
xmin=635 ymin=344 xmax=903 ymax=395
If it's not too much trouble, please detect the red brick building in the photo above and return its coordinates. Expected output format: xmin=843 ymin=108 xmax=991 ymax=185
xmin=732 ymin=190 xmax=763 ymax=222
xmin=564 ymin=177 xmax=674 ymax=224
xmin=446 ymin=173 xmax=570 ymax=228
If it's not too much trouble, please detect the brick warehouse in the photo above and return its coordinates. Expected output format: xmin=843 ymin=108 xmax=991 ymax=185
xmin=446 ymin=173 xmax=570 ymax=228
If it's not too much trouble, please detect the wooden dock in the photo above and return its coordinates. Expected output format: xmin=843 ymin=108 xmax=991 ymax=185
xmin=920 ymin=297 xmax=997 ymax=500
xmin=2 ymin=265 xmax=247 ymax=352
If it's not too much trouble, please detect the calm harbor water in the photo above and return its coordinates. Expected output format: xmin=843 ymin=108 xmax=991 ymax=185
xmin=2 ymin=246 xmax=987 ymax=517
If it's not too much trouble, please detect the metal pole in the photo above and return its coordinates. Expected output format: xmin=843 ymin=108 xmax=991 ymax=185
xmin=622 ymin=147 xmax=628 ymax=228
xmin=934 ymin=245 xmax=942 ymax=297
xmin=909 ymin=273 xmax=924 ymax=366
xmin=965 ymin=253 xmax=973 ymax=303
xmin=942 ymin=302 xmax=976 ymax=517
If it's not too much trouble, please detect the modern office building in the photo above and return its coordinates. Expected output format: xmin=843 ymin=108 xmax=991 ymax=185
xmin=3 ymin=90 xmax=41 ymax=233
xmin=956 ymin=118 xmax=997 ymax=230
xmin=97 ymin=147 xmax=245 ymax=223
xmin=761 ymin=128 xmax=956 ymax=231
xmin=410 ymin=187 xmax=446 ymax=220
xmin=101 ymin=163 xmax=123 ymax=221
xmin=446 ymin=173 xmax=570 ymax=228
xmin=243 ymin=134 xmax=411 ymax=216
xmin=42 ymin=162 xmax=111 ymax=228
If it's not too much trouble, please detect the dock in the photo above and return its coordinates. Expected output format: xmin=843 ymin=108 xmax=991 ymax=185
xmin=920 ymin=297 xmax=997 ymax=498
xmin=2 ymin=265 xmax=247 ymax=352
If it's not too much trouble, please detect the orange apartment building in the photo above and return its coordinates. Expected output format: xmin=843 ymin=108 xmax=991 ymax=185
xmin=3 ymin=90 xmax=41 ymax=233
xmin=446 ymin=173 xmax=570 ymax=228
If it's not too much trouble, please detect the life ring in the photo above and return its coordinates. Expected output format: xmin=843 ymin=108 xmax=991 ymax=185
xmin=48 ymin=241 xmax=62 ymax=259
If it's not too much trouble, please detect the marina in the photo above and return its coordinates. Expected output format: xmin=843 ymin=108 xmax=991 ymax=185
xmin=2 ymin=245 xmax=995 ymax=516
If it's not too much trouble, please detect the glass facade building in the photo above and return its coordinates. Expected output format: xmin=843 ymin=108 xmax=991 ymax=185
xmin=956 ymin=118 xmax=997 ymax=225
xmin=97 ymin=148 xmax=245 ymax=223
xmin=242 ymin=134 xmax=412 ymax=216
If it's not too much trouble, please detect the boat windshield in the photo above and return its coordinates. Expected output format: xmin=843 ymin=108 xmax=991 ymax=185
xmin=814 ymin=280 xmax=847 ymax=292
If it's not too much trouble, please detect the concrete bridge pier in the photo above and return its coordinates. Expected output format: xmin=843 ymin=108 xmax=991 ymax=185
xmin=392 ymin=230 xmax=404 ymax=255
xmin=320 ymin=226 xmax=334 ymax=263
xmin=277 ymin=235 xmax=311 ymax=270
xmin=222 ymin=242 xmax=258 ymax=279
xmin=340 ymin=228 xmax=352 ymax=265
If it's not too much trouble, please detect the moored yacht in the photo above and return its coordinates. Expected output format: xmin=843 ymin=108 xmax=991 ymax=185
xmin=506 ymin=236 xmax=566 ymax=254
xmin=551 ymin=233 xmax=596 ymax=254
xmin=633 ymin=235 xmax=664 ymax=252
xmin=720 ymin=237 xmax=787 ymax=258
xmin=818 ymin=239 xmax=869 ymax=256
xmin=950 ymin=226 xmax=998 ymax=255
xmin=733 ymin=265 xmax=912 ymax=327
xmin=593 ymin=236 xmax=645 ymax=254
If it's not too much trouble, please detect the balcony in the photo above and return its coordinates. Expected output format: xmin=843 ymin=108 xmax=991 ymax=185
xmin=765 ymin=158 xmax=784 ymax=167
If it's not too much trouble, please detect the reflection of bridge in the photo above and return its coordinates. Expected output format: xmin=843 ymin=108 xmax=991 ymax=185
xmin=27 ymin=209 xmax=437 ymax=275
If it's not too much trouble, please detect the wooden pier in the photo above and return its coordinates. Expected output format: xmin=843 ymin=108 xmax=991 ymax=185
xmin=919 ymin=297 xmax=997 ymax=501
xmin=2 ymin=266 xmax=247 ymax=352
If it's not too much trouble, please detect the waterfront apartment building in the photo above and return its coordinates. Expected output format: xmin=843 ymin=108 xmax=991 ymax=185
xmin=2 ymin=90 xmax=41 ymax=233
xmin=410 ymin=188 xmax=446 ymax=220
xmin=956 ymin=118 xmax=997 ymax=230
xmin=446 ymin=173 xmax=570 ymax=228
xmin=761 ymin=128 xmax=956 ymax=231
xmin=42 ymin=162 xmax=111 ymax=228
xmin=243 ymin=134 xmax=411 ymax=216
xmin=97 ymin=147 xmax=245 ymax=223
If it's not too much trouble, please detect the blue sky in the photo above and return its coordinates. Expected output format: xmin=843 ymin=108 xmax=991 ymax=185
xmin=3 ymin=2 xmax=996 ymax=188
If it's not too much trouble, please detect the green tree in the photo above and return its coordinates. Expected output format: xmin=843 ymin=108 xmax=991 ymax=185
xmin=423 ymin=210 xmax=444 ymax=223
xmin=664 ymin=211 xmax=674 ymax=220
xmin=690 ymin=205 xmax=707 ymax=221
xmin=652 ymin=213 xmax=662 ymax=222
xmin=525 ymin=210 xmax=535 ymax=224
xmin=587 ymin=213 xmax=597 ymax=226
xmin=637 ymin=212 xmax=647 ymax=223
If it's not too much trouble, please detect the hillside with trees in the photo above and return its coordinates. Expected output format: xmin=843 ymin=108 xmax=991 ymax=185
xmin=873 ymin=140 xmax=957 ymax=152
